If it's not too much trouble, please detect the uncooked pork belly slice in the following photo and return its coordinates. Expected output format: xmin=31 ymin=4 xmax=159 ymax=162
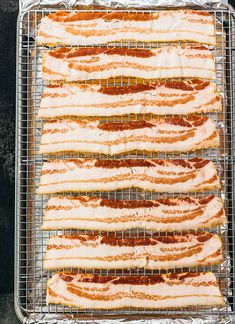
xmin=42 ymin=46 xmax=216 ymax=81
xmin=44 ymin=233 xmax=223 ymax=270
xmin=38 ymin=158 xmax=221 ymax=194
xmin=41 ymin=195 xmax=226 ymax=231
xmin=47 ymin=272 xmax=225 ymax=309
xmin=39 ymin=116 xmax=219 ymax=155
xmin=38 ymin=81 xmax=222 ymax=118
xmin=37 ymin=10 xmax=216 ymax=46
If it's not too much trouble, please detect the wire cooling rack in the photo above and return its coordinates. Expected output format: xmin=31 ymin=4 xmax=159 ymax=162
xmin=15 ymin=6 xmax=235 ymax=323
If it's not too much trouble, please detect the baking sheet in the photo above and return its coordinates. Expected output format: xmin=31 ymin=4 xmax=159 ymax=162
xmin=20 ymin=0 xmax=222 ymax=12
xmin=15 ymin=3 xmax=235 ymax=324
xmin=23 ymin=314 xmax=233 ymax=323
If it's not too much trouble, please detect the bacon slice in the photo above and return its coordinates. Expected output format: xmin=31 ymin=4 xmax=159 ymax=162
xmin=44 ymin=233 xmax=223 ymax=270
xmin=38 ymin=81 xmax=222 ymax=118
xmin=41 ymin=195 xmax=226 ymax=231
xmin=47 ymin=272 xmax=225 ymax=309
xmin=38 ymin=10 xmax=216 ymax=46
xmin=38 ymin=158 xmax=220 ymax=194
xmin=42 ymin=46 xmax=216 ymax=81
xmin=40 ymin=116 xmax=219 ymax=155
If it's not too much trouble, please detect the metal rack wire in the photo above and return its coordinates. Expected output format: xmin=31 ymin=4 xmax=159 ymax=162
xmin=15 ymin=6 xmax=235 ymax=322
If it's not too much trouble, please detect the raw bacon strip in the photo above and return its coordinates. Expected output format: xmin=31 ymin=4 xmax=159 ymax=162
xmin=38 ymin=81 xmax=222 ymax=118
xmin=41 ymin=195 xmax=226 ymax=231
xmin=38 ymin=10 xmax=216 ymax=46
xmin=42 ymin=46 xmax=216 ymax=81
xmin=44 ymin=233 xmax=223 ymax=270
xmin=38 ymin=158 xmax=221 ymax=194
xmin=48 ymin=272 xmax=224 ymax=309
xmin=39 ymin=116 xmax=220 ymax=155
xmin=47 ymin=272 xmax=225 ymax=309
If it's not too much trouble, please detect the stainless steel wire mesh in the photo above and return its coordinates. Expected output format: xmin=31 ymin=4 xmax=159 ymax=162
xmin=15 ymin=7 xmax=235 ymax=321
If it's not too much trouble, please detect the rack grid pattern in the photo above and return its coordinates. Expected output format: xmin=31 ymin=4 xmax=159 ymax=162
xmin=15 ymin=7 xmax=235 ymax=320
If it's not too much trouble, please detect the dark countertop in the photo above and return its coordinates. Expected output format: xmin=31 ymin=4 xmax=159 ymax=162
xmin=0 ymin=0 xmax=20 ymax=323
xmin=0 ymin=0 xmax=235 ymax=323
